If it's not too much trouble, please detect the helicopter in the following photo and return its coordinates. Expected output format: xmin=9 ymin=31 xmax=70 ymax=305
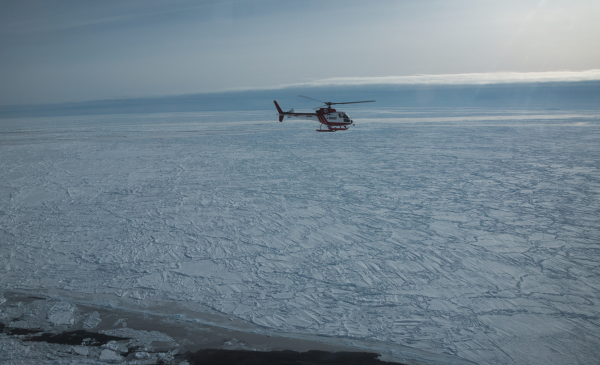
xmin=274 ymin=96 xmax=375 ymax=132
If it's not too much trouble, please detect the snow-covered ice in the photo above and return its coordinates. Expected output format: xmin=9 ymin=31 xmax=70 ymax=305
xmin=1 ymin=108 xmax=599 ymax=364
xmin=83 ymin=311 xmax=102 ymax=329
xmin=98 ymin=348 xmax=122 ymax=362
xmin=47 ymin=302 xmax=76 ymax=326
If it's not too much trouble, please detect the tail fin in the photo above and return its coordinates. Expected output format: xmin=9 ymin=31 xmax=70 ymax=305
xmin=274 ymin=101 xmax=284 ymax=122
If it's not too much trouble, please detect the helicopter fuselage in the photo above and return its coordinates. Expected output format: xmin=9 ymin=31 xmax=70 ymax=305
xmin=274 ymin=101 xmax=354 ymax=132
xmin=285 ymin=108 xmax=352 ymax=125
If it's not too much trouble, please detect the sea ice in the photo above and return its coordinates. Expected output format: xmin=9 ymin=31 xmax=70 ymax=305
xmin=134 ymin=351 xmax=150 ymax=359
xmin=47 ymin=302 xmax=75 ymax=326
xmin=1 ymin=108 xmax=599 ymax=365
xmin=99 ymin=348 xmax=122 ymax=362
xmin=83 ymin=311 xmax=102 ymax=329
xmin=72 ymin=345 xmax=89 ymax=356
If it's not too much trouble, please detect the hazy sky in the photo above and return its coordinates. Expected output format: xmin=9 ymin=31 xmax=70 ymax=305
xmin=1 ymin=0 xmax=599 ymax=105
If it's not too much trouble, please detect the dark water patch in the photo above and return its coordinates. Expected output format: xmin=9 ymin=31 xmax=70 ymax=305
xmin=7 ymin=327 xmax=44 ymax=336
xmin=0 ymin=322 xmax=43 ymax=336
xmin=26 ymin=329 xmax=129 ymax=346
xmin=182 ymin=349 xmax=403 ymax=365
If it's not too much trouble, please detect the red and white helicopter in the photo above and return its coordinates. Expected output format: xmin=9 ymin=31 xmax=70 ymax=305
xmin=274 ymin=95 xmax=375 ymax=132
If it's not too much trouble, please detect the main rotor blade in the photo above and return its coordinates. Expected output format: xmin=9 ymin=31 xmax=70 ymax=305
xmin=298 ymin=95 xmax=328 ymax=104
xmin=331 ymin=100 xmax=376 ymax=105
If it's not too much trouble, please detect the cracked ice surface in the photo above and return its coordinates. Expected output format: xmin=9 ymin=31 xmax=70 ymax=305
xmin=1 ymin=109 xmax=600 ymax=364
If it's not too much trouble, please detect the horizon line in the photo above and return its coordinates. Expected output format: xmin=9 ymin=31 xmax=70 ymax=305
xmin=2 ymin=70 xmax=599 ymax=107
xmin=240 ymin=69 xmax=600 ymax=91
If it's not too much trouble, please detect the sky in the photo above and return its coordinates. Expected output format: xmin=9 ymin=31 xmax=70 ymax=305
xmin=0 ymin=0 xmax=599 ymax=105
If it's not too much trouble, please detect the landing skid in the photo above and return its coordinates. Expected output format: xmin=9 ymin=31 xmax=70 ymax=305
xmin=317 ymin=125 xmax=348 ymax=132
